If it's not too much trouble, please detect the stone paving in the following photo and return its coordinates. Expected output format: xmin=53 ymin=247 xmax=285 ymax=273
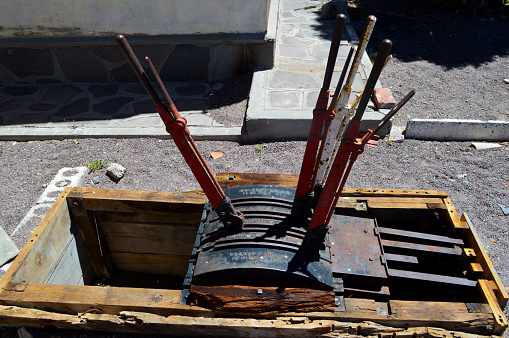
xmin=0 ymin=0 xmax=386 ymax=142
xmin=245 ymin=0 xmax=389 ymax=140
xmin=0 ymin=81 xmax=222 ymax=130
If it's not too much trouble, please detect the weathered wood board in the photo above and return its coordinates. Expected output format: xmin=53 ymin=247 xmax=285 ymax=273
xmin=0 ymin=174 xmax=507 ymax=337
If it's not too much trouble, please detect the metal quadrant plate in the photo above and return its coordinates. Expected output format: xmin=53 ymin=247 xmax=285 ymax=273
xmin=329 ymin=215 xmax=387 ymax=279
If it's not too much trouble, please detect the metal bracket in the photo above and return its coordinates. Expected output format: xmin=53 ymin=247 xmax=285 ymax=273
xmin=5 ymin=281 xmax=28 ymax=292
xmin=217 ymin=197 xmax=244 ymax=233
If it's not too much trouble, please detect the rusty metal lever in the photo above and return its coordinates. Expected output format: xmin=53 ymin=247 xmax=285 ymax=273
xmin=115 ymin=34 xmax=243 ymax=232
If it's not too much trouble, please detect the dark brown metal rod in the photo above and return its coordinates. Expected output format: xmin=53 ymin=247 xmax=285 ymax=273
xmin=322 ymin=14 xmax=347 ymax=91
xmin=115 ymin=35 xmax=163 ymax=108
xmin=388 ymin=268 xmax=477 ymax=287
xmin=145 ymin=56 xmax=175 ymax=108
xmin=353 ymin=39 xmax=392 ymax=122
xmin=381 ymin=239 xmax=462 ymax=256
xmin=367 ymin=89 xmax=415 ymax=139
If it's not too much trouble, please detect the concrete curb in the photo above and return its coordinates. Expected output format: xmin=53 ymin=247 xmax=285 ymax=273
xmin=10 ymin=167 xmax=89 ymax=238
xmin=245 ymin=69 xmax=392 ymax=141
xmin=0 ymin=126 xmax=245 ymax=142
xmin=405 ymin=119 xmax=509 ymax=141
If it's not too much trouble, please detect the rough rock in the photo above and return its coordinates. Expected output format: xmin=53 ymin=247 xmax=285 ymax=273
xmin=106 ymin=163 xmax=126 ymax=183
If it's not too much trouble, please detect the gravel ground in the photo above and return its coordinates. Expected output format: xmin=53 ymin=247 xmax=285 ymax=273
xmin=1 ymin=0 xmax=509 ymax=336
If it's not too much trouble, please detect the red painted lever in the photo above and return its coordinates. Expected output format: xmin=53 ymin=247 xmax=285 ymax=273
xmin=115 ymin=35 xmax=243 ymax=232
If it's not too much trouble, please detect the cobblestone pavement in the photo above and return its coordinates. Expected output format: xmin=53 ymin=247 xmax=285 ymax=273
xmin=0 ymin=81 xmax=220 ymax=129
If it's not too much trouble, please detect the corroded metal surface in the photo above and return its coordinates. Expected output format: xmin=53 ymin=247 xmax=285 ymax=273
xmin=192 ymin=185 xmax=334 ymax=290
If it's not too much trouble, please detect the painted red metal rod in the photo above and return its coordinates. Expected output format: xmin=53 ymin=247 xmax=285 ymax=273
xmin=292 ymin=14 xmax=346 ymax=217
xmin=309 ymin=39 xmax=393 ymax=230
xmin=310 ymin=46 xmax=355 ymax=187
xmin=115 ymin=34 xmax=243 ymax=231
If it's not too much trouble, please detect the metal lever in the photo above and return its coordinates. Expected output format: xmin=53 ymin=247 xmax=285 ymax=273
xmin=115 ymin=35 xmax=243 ymax=232
xmin=309 ymin=39 xmax=393 ymax=230
xmin=292 ymin=14 xmax=347 ymax=219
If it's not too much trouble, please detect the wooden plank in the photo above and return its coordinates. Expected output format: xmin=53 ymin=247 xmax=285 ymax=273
xmin=462 ymin=213 xmax=509 ymax=309
xmin=216 ymin=173 xmax=449 ymax=198
xmin=102 ymin=222 xmax=197 ymax=256
xmin=462 ymin=247 xmax=477 ymax=262
xmin=0 ymin=283 xmax=209 ymax=317
xmin=96 ymin=210 xmax=202 ymax=225
xmin=109 ymin=252 xmax=190 ymax=277
xmin=68 ymin=190 xmax=114 ymax=279
xmin=101 ymin=221 xmax=198 ymax=238
xmin=468 ymin=263 xmax=484 ymax=278
xmin=477 ymin=279 xmax=508 ymax=334
xmin=444 ymin=198 xmax=469 ymax=232
xmin=46 ymin=231 xmax=92 ymax=286
xmin=217 ymin=172 xmax=299 ymax=189
xmin=367 ymin=200 xmax=439 ymax=210
xmin=0 ymin=304 xmax=490 ymax=337
xmin=106 ymin=235 xmax=195 ymax=256
xmin=71 ymin=187 xmax=207 ymax=214
xmin=189 ymin=285 xmax=335 ymax=313
xmin=0 ymin=188 xmax=75 ymax=289
xmin=388 ymin=300 xmax=493 ymax=334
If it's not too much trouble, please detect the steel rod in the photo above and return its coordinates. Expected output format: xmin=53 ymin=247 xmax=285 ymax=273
xmin=322 ymin=14 xmax=347 ymax=91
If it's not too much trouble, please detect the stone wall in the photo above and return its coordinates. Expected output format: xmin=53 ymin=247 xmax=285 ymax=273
xmin=0 ymin=42 xmax=274 ymax=83
xmin=0 ymin=0 xmax=277 ymax=83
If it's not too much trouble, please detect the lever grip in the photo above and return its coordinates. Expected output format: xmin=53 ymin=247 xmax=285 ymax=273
xmin=322 ymin=14 xmax=347 ymax=91
xmin=115 ymin=35 xmax=163 ymax=108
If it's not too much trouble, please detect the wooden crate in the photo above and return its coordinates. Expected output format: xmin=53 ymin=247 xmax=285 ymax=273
xmin=0 ymin=173 xmax=507 ymax=337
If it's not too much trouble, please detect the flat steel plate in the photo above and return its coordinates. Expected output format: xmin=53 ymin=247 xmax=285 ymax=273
xmin=329 ymin=215 xmax=387 ymax=279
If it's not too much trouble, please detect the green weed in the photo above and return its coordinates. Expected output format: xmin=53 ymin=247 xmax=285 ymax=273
xmin=86 ymin=158 xmax=107 ymax=171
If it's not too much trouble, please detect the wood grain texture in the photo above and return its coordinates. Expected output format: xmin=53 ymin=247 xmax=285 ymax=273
xmin=189 ymin=285 xmax=335 ymax=313
xmin=102 ymin=222 xmax=196 ymax=256
xmin=72 ymin=187 xmax=207 ymax=214
xmin=68 ymin=191 xmax=114 ymax=279
xmin=109 ymin=252 xmax=190 ymax=276
xmin=46 ymin=231 xmax=92 ymax=286
xmin=0 ymin=283 xmax=198 ymax=317
xmin=444 ymin=198 xmax=469 ymax=232
xmin=0 ymin=188 xmax=74 ymax=289
xmin=461 ymin=213 xmax=509 ymax=310
xmin=216 ymin=173 xmax=449 ymax=198
xmin=0 ymin=304 xmax=490 ymax=337
xmin=478 ymin=279 xmax=508 ymax=334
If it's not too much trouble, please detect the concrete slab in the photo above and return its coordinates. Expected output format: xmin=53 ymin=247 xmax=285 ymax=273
xmin=405 ymin=119 xmax=509 ymax=141
xmin=0 ymin=225 xmax=19 ymax=267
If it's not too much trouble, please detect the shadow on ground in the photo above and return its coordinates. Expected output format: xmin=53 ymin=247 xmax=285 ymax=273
xmin=309 ymin=0 xmax=509 ymax=69
xmin=0 ymin=74 xmax=251 ymax=127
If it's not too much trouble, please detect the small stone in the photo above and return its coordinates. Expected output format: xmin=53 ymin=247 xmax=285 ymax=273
xmin=106 ymin=163 xmax=126 ymax=182
xmin=92 ymin=176 xmax=100 ymax=185
xmin=456 ymin=174 xmax=467 ymax=179
xmin=504 ymin=79 xmax=509 ymax=84
xmin=211 ymin=82 xmax=224 ymax=91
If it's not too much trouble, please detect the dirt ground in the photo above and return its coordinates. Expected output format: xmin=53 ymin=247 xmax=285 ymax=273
xmin=0 ymin=0 xmax=508 ymax=336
